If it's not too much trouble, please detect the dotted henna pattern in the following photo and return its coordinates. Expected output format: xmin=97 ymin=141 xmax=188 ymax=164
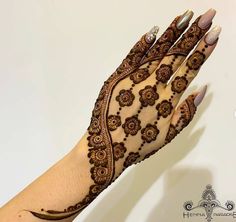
xmin=28 ymin=14 xmax=214 ymax=221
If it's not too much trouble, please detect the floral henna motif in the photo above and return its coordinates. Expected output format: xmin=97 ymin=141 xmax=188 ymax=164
xmin=88 ymin=149 xmax=108 ymax=166
xmin=123 ymin=152 xmax=141 ymax=168
xmin=113 ymin=142 xmax=127 ymax=161
xmin=171 ymin=76 xmax=188 ymax=93
xmin=91 ymin=166 xmax=110 ymax=185
xmin=187 ymin=51 xmax=205 ymax=70
xmin=141 ymin=16 xmax=185 ymax=64
xmin=167 ymin=16 xmax=211 ymax=56
xmin=156 ymin=64 xmax=173 ymax=83
xmin=122 ymin=116 xmax=141 ymax=136
xmin=130 ymin=68 xmax=150 ymax=84
xmin=107 ymin=115 xmax=121 ymax=131
xmin=116 ymin=89 xmax=135 ymax=107
xmin=156 ymin=100 xmax=173 ymax=118
xmin=139 ymin=85 xmax=159 ymax=107
xmin=141 ymin=124 xmax=159 ymax=143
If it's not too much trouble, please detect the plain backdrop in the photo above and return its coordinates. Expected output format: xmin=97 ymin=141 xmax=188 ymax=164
xmin=0 ymin=1 xmax=235 ymax=221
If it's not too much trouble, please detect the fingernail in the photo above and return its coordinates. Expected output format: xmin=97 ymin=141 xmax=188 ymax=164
xmin=177 ymin=9 xmax=194 ymax=29
xmin=205 ymin=26 xmax=221 ymax=45
xmin=145 ymin=26 xmax=159 ymax=43
xmin=198 ymin=8 xmax=216 ymax=29
xmin=194 ymin=85 xmax=208 ymax=106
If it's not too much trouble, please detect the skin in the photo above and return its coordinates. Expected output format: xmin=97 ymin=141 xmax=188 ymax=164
xmin=0 ymin=9 xmax=220 ymax=222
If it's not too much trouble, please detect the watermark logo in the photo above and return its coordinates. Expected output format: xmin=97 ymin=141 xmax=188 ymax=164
xmin=183 ymin=184 xmax=235 ymax=222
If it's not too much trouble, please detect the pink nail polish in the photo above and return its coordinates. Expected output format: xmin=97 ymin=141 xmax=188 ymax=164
xmin=205 ymin=26 xmax=221 ymax=45
xmin=194 ymin=85 xmax=207 ymax=106
xmin=198 ymin=9 xmax=216 ymax=29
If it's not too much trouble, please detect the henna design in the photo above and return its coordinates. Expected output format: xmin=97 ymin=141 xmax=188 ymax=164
xmin=122 ymin=116 xmax=141 ymax=136
xmin=116 ymin=89 xmax=135 ymax=107
xmin=113 ymin=142 xmax=127 ymax=161
xmin=130 ymin=68 xmax=150 ymax=84
xmin=88 ymin=149 xmax=108 ymax=166
xmin=141 ymin=124 xmax=159 ymax=143
xmin=123 ymin=152 xmax=141 ymax=168
xmin=167 ymin=17 xmax=211 ymax=56
xmin=107 ymin=115 xmax=121 ymax=131
xmin=88 ymin=134 xmax=106 ymax=149
xmin=141 ymin=16 xmax=185 ymax=64
xmin=186 ymin=51 xmax=205 ymax=70
xmin=156 ymin=64 xmax=173 ymax=83
xmin=156 ymin=100 xmax=173 ymax=118
xmin=171 ymin=76 xmax=188 ymax=93
xmin=139 ymin=85 xmax=159 ymax=107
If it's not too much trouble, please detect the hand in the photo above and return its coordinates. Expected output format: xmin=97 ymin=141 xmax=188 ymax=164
xmin=27 ymin=9 xmax=221 ymax=220
xmin=87 ymin=9 xmax=220 ymax=186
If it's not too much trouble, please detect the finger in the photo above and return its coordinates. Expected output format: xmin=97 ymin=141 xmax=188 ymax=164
xmin=165 ymin=26 xmax=221 ymax=108
xmin=116 ymin=26 xmax=159 ymax=74
xmin=140 ymin=10 xmax=193 ymax=70
xmin=164 ymin=85 xmax=207 ymax=144
xmin=155 ymin=9 xmax=215 ymax=88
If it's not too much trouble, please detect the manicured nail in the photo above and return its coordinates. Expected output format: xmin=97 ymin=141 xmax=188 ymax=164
xmin=198 ymin=9 xmax=216 ymax=29
xmin=145 ymin=26 xmax=159 ymax=43
xmin=194 ymin=85 xmax=207 ymax=106
xmin=205 ymin=26 xmax=221 ymax=45
xmin=177 ymin=9 xmax=194 ymax=29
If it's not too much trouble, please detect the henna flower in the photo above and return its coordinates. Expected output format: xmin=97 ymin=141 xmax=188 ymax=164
xmin=187 ymin=51 xmax=205 ymax=70
xmin=139 ymin=85 xmax=159 ymax=107
xmin=130 ymin=68 xmax=150 ymax=84
xmin=113 ymin=142 xmax=127 ymax=161
xmin=88 ymin=149 xmax=108 ymax=166
xmin=91 ymin=166 xmax=109 ymax=185
xmin=107 ymin=115 xmax=121 ymax=131
xmin=88 ymin=117 xmax=101 ymax=134
xmin=92 ymin=99 xmax=102 ymax=117
xmin=141 ymin=124 xmax=159 ymax=143
xmin=156 ymin=64 xmax=173 ymax=83
xmin=123 ymin=152 xmax=140 ymax=168
xmin=156 ymin=100 xmax=173 ymax=118
xmin=171 ymin=76 xmax=188 ymax=93
xmin=88 ymin=134 xmax=105 ymax=149
xmin=116 ymin=89 xmax=135 ymax=107
xmin=89 ymin=184 xmax=104 ymax=196
xmin=122 ymin=116 xmax=141 ymax=135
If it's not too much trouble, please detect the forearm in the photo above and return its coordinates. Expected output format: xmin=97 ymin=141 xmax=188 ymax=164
xmin=0 ymin=133 xmax=97 ymax=222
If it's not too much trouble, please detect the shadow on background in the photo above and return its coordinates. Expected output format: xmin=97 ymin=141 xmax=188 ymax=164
xmin=81 ymin=89 xmax=213 ymax=222
xmin=146 ymin=168 xmax=213 ymax=222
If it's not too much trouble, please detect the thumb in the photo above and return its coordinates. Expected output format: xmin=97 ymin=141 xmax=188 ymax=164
xmin=165 ymin=85 xmax=207 ymax=144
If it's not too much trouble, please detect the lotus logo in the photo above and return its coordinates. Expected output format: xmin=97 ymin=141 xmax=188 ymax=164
xmin=183 ymin=185 xmax=235 ymax=222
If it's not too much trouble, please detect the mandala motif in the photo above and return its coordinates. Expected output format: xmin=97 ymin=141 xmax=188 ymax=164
xmin=141 ymin=124 xmax=159 ymax=143
xmin=88 ymin=117 xmax=101 ymax=134
xmin=122 ymin=116 xmax=141 ymax=135
xmin=91 ymin=166 xmax=109 ymax=185
xmin=171 ymin=76 xmax=188 ymax=93
xmin=113 ymin=142 xmax=127 ymax=161
xmin=88 ymin=149 xmax=108 ymax=166
xmin=130 ymin=68 xmax=150 ymax=84
xmin=116 ymin=89 xmax=135 ymax=107
xmin=107 ymin=115 xmax=121 ymax=131
xmin=123 ymin=152 xmax=140 ymax=168
xmin=88 ymin=134 xmax=106 ymax=149
xmin=187 ymin=51 xmax=205 ymax=70
xmin=156 ymin=64 xmax=173 ymax=83
xmin=165 ymin=124 xmax=178 ymax=143
xmin=156 ymin=100 xmax=173 ymax=118
xmin=139 ymin=85 xmax=159 ymax=107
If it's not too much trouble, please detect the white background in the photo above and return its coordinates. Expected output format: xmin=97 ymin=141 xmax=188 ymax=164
xmin=0 ymin=1 xmax=235 ymax=221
